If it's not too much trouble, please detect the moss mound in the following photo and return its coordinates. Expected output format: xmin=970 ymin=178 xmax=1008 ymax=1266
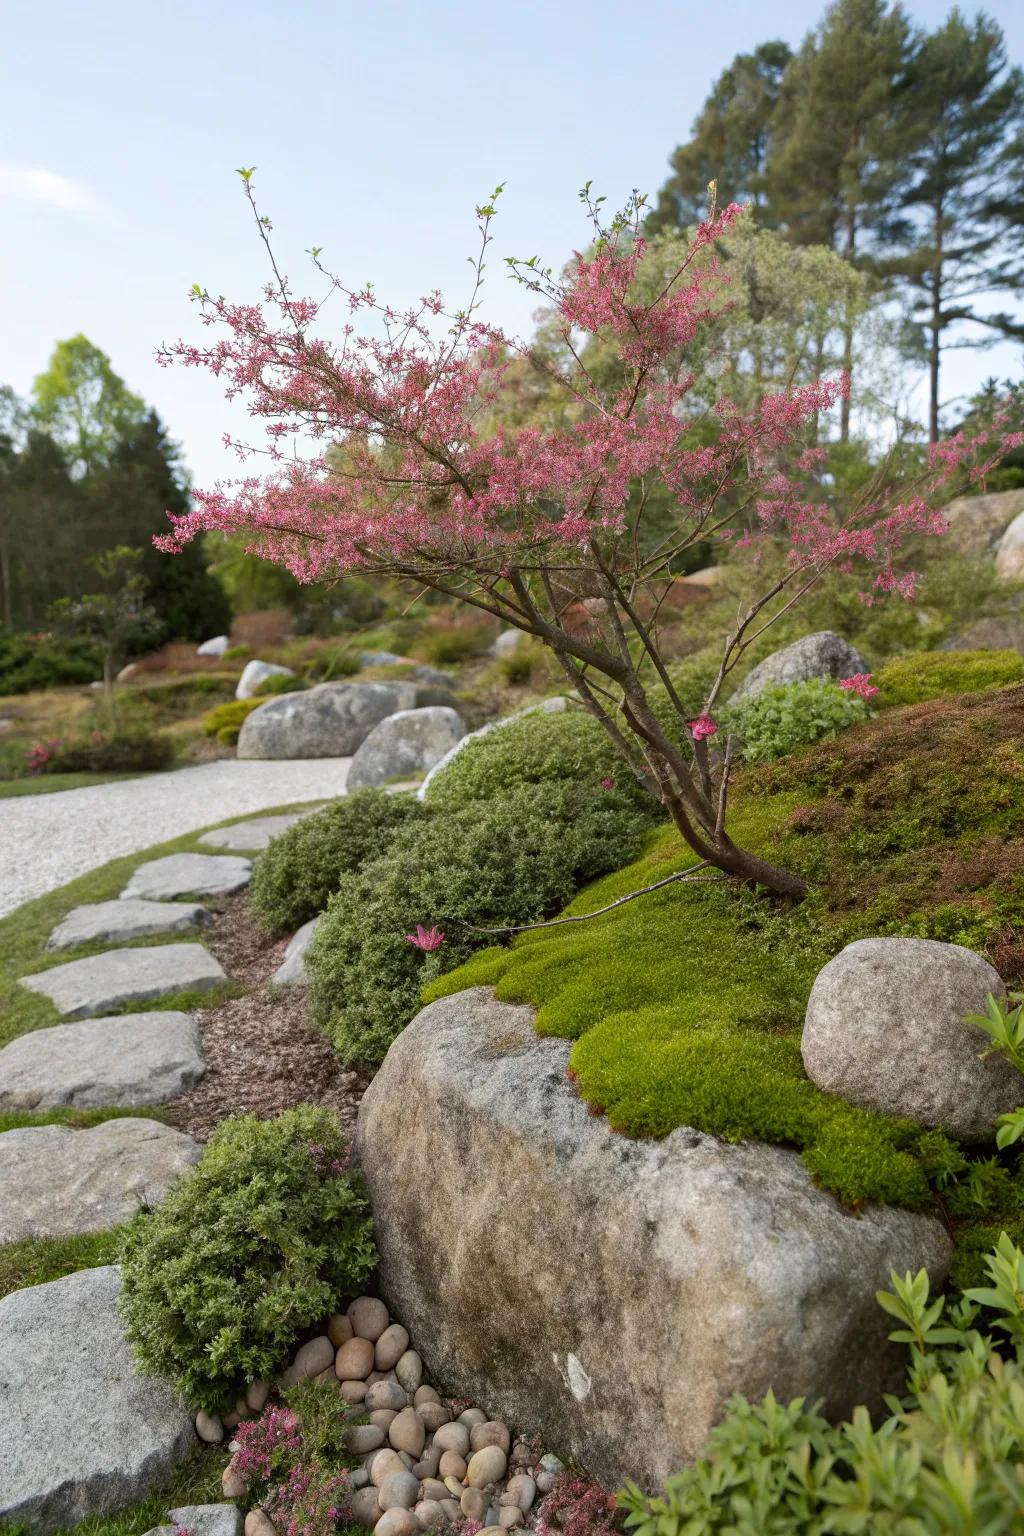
xmin=875 ymin=648 xmax=1024 ymax=708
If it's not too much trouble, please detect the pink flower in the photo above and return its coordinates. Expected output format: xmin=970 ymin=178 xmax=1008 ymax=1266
xmin=405 ymin=924 xmax=445 ymax=952
xmin=599 ymin=777 xmax=615 ymax=790
xmin=839 ymin=673 xmax=879 ymax=700
xmin=688 ymin=715 xmax=718 ymax=741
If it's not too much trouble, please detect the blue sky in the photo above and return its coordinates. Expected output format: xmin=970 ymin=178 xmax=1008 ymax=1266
xmin=2 ymin=0 xmax=1022 ymax=486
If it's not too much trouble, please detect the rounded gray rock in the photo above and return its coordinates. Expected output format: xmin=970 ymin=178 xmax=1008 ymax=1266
xmin=346 ymin=707 xmax=466 ymax=791
xmin=802 ymin=938 xmax=1021 ymax=1138
xmin=237 ymin=682 xmax=453 ymax=760
xmin=375 ymin=1322 xmax=410 ymax=1371
xmin=730 ymin=630 xmax=869 ymax=702
xmin=377 ymin=1469 xmax=420 ymax=1512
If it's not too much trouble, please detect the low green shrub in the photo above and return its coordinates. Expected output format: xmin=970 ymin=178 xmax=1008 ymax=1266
xmin=720 ymin=676 xmax=871 ymax=762
xmin=619 ymin=1233 xmax=1024 ymax=1534
xmin=118 ymin=1107 xmax=375 ymax=1412
xmin=223 ymin=643 xmax=251 ymax=660
xmin=308 ymin=780 xmax=653 ymax=1064
xmin=875 ymin=648 xmax=1024 ymax=708
xmin=0 ymin=627 xmax=100 ymax=695
xmin=416 ymin=615 xmax=494 ymax=664
xmin=28 ymin=727 xmax=175 ymax=775
xmin=425 ymin=707 xmax=662 ymax=821
xmin=202 ymin=697 xmax=265 ymax=745
xmin=254 ymin=671 xmax=308 ymax=697
xmin=250 ymin=789 xmax=428 ymax=936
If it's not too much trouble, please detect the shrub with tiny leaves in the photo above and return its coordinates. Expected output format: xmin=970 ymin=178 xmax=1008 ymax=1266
xmin=118 ymin=1107 xmax=375 ymax=1412
xmin=720 ymin=676 xmax=871 ymax=762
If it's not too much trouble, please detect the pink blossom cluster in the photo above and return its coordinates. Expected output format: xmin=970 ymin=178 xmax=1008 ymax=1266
xmin=24 ymin=738 xmax=62 ymax=774
xmin=405 ymin=923 xmax=445 ymax=952
xmin=839 ymin=673 xmax=880 ymax=700
xmin=689 ymin=715 xmax=718 ymax=741
xmin=534 ymin=1472 xmax=624 ymax=1536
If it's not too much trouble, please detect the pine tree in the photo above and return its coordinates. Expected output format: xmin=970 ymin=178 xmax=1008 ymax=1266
xmin=885 ymin=11 xmax=1024 ymax=442
xmin=646 ymin=42 xmax=792 ymax=234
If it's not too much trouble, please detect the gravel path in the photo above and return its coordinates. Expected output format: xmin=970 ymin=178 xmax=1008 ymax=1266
xmin=0 ymin=759 xmax=351 ymax=918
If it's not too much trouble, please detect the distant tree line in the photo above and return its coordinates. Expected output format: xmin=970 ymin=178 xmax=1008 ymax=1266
xmin=0 ymin=335 xmax=229 ymax=638
xmin=646 ymin=0 xmax=1024 ymax=441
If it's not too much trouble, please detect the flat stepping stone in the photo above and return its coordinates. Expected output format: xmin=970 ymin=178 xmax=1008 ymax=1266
xmin=121 ymin=853 xmax=252 ymax=901
xmin=20 ymin=943 xmax=225 ymax=1019
xmin=198 ymin=810 xmax=318 ymax=852
xmin=272 ymin=915 xmax=320 ymax=987
xmin=46 ymin=899 xmax=210 ymax=952
xmin=166 ymin=1506 xmax=243 ymax=1536
xmin=0 ymin=1011 xmax=205 ymax=1110
xmin=0 ymin=1266 xmax=195 ymax=1531
xmin=0 ymin=1119 xmax=200 ymax=1243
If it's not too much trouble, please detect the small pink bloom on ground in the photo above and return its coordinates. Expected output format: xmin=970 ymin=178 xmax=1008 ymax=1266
xmin=839 ymin=673 xmax=879 ymax=700
xmin=689 ymin=715 xmax=718 ymax=741
xmin=600 ymin=777 xmax=615 ymax=790
xmin=405 ymin=923 xmax=445 ymax=951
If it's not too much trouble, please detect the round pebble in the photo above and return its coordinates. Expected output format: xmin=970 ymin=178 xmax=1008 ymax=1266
xmin=282 ymin=1335 xmax=333 ymax=1385
xmin=340 ymin=1378 xmax=369 ymax=1404
xmin=370 ymin=1449 xmax=408 ymax=1487
xmin=395 ymin=1349 xmax=422 ymax=1393
xmin=534 ymin=1471 xmax=556 ymax=1494
xmin=417 ymin=1401 xmax=450 ymax=1433
xmin=336 ymin=1335 xmax=375 ymax=1381
xmin=366 ymin=1379 xmax=408 ymax=1413
xmin=244 ymin=1512 xmax=277 ymax=1536
xmin=414 ymin=1501 xmax=445 ymax=1531
xmin=374 ymin=1511 xmax=419 ymax=1536
xmin=328 ymin=1311 xmax=354 ymax=1347
xmin=458 ymin=1407 xmax=488 ymax=1428
xmin=440 ymin=1501 xmax=462 ymax=1523
xmin=370 ymin=1409 xmax=399 ymax=1432
xmin=375 ymin=1323 xmax=411 ymax=1371
xmin=246 ymin=1379 xmax=271 ymax=1412
xmin=379 ymin=1469 xmax=420 ymax=1512
xmin=460 ymin=1486 xmax=487 ymax=1520
xmin=433 ymin=1422 xmax=470 ymax=1457
xmin=414 ymin=1385 xmax=441 ymax=1407
xmin=413 ymin=1444 xmax=442 ymax=1479
xmin=350 ymin=1467 xmax=370 ymax=1489
xmin=438 ymin=1450 xmax=468 ymax=1481
xmin=222 ymin=1410 xmax=241 ymax=1431
xmin=389 ymin=1406 xmax=425 ymax=1457
xmin=443 ymin=1476 xmax=465 ymax=1499
xmin=195 ymin=1410 xmax=223 ymax=1444
xmin=348 ymin=1487 xmax=382 ymax=1525
xmin=222 ymin=1460 xmax=248 ymax=1499
xmin=503 ymin=1475 xmax=537 ymax=1512
xmin=498 ymin=1509 xmax=524 ymax=1530
xmin=349 ymin=1295 xmax=390 ymax=1341
xmin=539 ymin=1453 xmax=564 ymax=1475
xmin=470 ymin=1421 xmax=510 ymax=1455
xmin=347 ymin=1424 xmax=386 ymax=1455
xmin=420 ymin=1479 xmax=449 ymax=1503
xmin=467 ymin=1446 xmax=508 ymax=1488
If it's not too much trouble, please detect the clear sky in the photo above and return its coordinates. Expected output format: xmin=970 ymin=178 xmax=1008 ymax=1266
xmin=2 ymin=0 xmax=1022 ymax=487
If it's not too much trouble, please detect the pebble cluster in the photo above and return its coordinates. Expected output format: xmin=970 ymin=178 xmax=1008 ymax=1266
xmin=201 ymin=1295 xmax=564 ymax=1534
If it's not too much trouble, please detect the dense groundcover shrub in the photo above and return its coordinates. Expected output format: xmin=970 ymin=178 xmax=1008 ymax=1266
xmin=721 ymin=677 xmax=872 ymax=762
xmin=619 ymin=1233 xmax=1024 ymax=1534
xmin=32 ymin=726 xmax=175 ymax=774
xmin=202 ymin=696 xmax=264 ymax=745
xmin=875 ymin=647 xmax=1024 ymax=708
xmin=118 ymin=1107 xmax=375 ymax=1412
xmin=251 ymin=788 xmax=428 ymax=935
xmin=0 ymin=627 xmax=100 ymax=694
xmin=425 ymin=706 xmax=662 ymax=821
xmin=308 ymin=780 xmax=652 ymax=1064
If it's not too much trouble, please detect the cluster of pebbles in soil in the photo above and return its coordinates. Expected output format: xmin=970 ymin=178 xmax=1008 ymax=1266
xmin=199 ymin=1294 xmax=563 ymax=1534
xmin=162 ymin=895 xmax=371 ymax=1145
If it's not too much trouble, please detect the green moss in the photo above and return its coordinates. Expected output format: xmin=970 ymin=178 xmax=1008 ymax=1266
xmin=875 ymin=649 xmax=1024 ymax=708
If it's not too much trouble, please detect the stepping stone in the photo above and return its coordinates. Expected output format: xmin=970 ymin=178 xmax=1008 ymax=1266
xmin=45 ymin=899 xmax=210 ymax=952
xmin=0 ymin=1119 xmax=200 ymax=1243
xmin=0 ymin=1012 xmax=205 ymax=1110
xmin=121 ymin=853 xmax=252 ymax=901
xmin=0 ymin=1266 xmax=195 ymax=1531
xmin=20 ymin=944 xmax=226 ymax=1019
xmin=166 ymin=1505 xmax=244 ymax=1536
xmin=272 ymin=916 xmax=320 ymax=987
xmin=199 ymin=810 xmax=319 ymax=852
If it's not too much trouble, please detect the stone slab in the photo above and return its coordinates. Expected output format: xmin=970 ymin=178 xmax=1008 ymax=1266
xmin=0 ymin=1266 xmax=195 ymax=1532
xmin=121 ymin=854 xmax=252 ymax=901
xmin=20 ymin=944 xmax=226 ymax=1019
xmin=0 ymin=1012 xmax=205 ymax=1110
xmin=198 ymin=810 xmax=320 ymax=852
xmin=0 ymin=1118 xmax=200 ymax=1242
xmin=272 ymin=916 xmax=320 ymax=987
xmin=46 ymin=899 xmax=210 ymax=952
xmin=166 ymin=1504 xmax=244 ymax=1536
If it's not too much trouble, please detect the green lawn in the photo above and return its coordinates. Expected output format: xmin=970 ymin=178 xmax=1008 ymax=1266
xmin=0 ymin=771 xmax=151 ymax=799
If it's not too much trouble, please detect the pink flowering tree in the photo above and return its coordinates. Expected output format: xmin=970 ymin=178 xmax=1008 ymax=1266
xmin=158 ymin=173 xmax=1020 ymax=899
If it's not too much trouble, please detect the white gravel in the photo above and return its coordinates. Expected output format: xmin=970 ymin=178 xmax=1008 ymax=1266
xmin=0 ymin=758 xmax=352 ymax=918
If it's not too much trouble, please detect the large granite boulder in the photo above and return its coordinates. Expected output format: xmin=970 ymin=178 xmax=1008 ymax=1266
xmin=802 ymin=938 xmax=1021 ymax=1139
xmin=237 ymin=681 xmax=455 ymax=760
xmin=0 ymin=1012 xmax=205 ymax=1110
xmin=730 ymin=631 xmax=870 ymax=702
xmin=0 ymin=1119 xmax=200 ymax=1242
xmin=996 ymin=509 xmax=1024 ymax=582
xmin=20 ymin=943 xmax=225 ymax=1019
xmin=346 ymin=706 xmax=466 ymax=790
xmin=0 ymin=1266 xmax=195 ymax=1531
xmin=942 ymin=488 xmax=1024 ymax=557
xmin=356 ymin=989 xmax=951 ymax=1488
xmin=235 ymin=659 xmax=294 ymax=699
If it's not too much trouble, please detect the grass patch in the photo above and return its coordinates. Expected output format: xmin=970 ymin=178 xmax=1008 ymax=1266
xmin=0 ymin=1106 xmax=168 ymax=1134
xmin=427 ymin=687 xmax=1024 ymax=1212
xmin=0 ymin=772 xmax=150 ymax=798
xmin=0 ymin=1225 xmax=128 ymax=1303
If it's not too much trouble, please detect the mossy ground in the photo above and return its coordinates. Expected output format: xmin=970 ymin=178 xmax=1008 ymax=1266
xmin=427 ymin=685 xmax=1024 ymax=1237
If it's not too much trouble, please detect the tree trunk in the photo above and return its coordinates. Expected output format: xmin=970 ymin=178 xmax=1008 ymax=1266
xmin=840 ymin=206 xmax=857 ymax=444
xmin=929 ymin=204 xmax=944 ymax=445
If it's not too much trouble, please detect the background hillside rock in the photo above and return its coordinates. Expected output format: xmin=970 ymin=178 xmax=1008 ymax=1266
xmin=346 ymin=706 xmax=465 ymax=790
xmin=237 ymin=681 xmax=455 ymax=760
xmin=730 ymin=631 xmax=869 ymax=702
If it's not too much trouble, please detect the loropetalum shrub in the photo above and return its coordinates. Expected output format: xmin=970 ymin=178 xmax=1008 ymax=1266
xmin=618 ymin=1233 xmax=1024 ymax=1534
xmin=720 ymin=676 xmax=872 ymax=763
xmin=425 ymin=707 xmax=662 ymax=822
xmin=157 ymin=172 xmax=1022 ymax=899
xmin=308 ymin=780 xmax=652 ymax=1064
xmin=118 ymin=1107 xmax=375 ymax=1412
xmin=250 ymin=788 xmax=428 ymax=936
xmin=875 ymin=647 xmax=1024 ymax=708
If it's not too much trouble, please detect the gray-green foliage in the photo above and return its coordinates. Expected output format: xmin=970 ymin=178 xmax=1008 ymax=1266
xmin=721 ymin=677 xmax=871 ymax=762
xmin=619 ymin=1232 xmax=1024 ymax=1534
xmin=250 ymin=789 xmax=428 ymax=935
xmin=308 ymin=780 xmax=653 ymax=1064
xmin=118 ymin=1107 xmax=375 ymax=1412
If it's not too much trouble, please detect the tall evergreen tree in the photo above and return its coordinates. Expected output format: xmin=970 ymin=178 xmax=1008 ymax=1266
xmin=885 ymin=11 xmax=1024 ymax=441
xmin=646 ymin=42 xmax=792 ymax=234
